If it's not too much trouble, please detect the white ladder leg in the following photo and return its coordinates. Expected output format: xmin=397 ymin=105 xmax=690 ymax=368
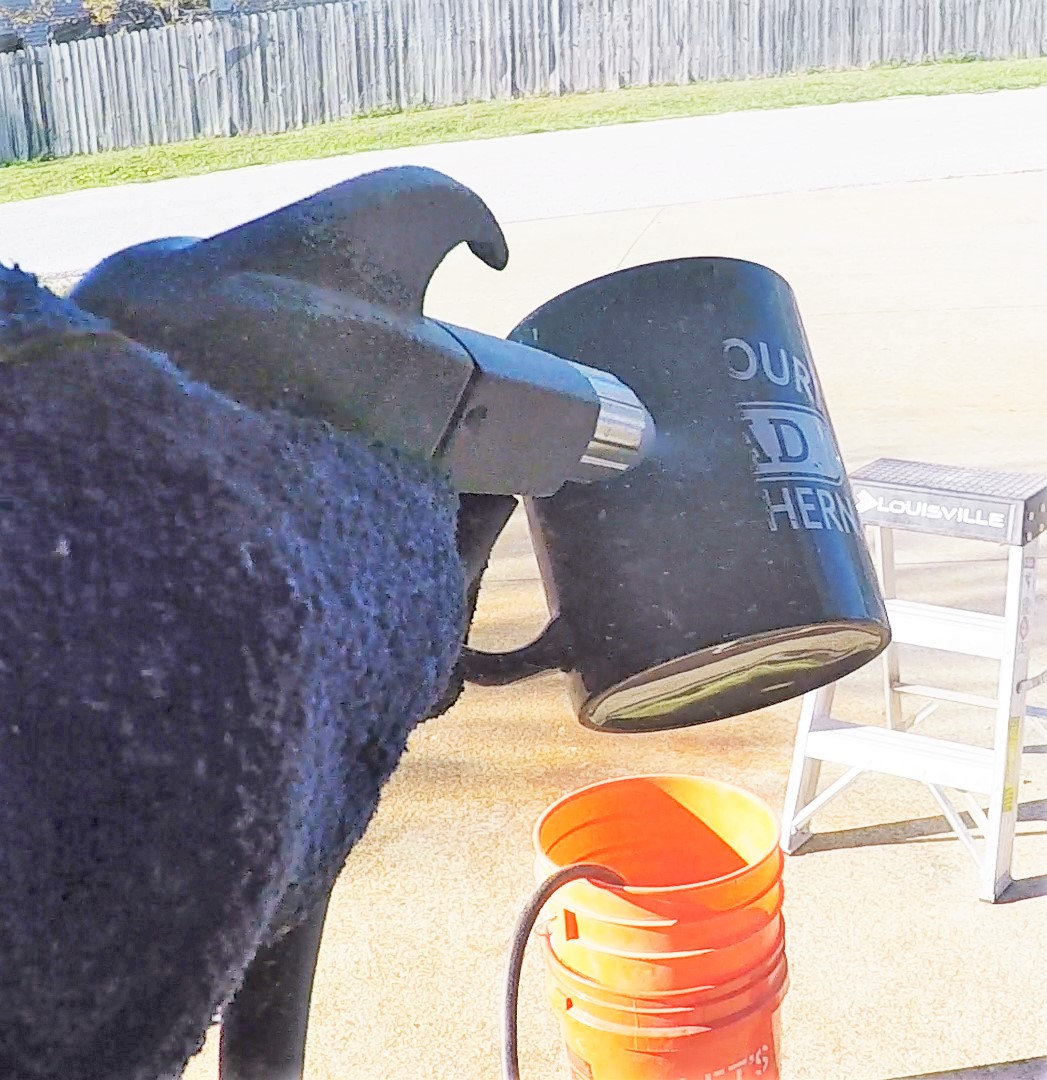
xmin=781 ymin=683 xmax=834 ymax=854
xmin=980 ymin=540 xmax=1038 ymax=902
xmin=869 ymin=525 xmax=907 ymax=730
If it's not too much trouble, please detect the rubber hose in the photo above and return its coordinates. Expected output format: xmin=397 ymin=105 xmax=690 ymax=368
xmin=502 ymin=864 xmax=626 ymax=1080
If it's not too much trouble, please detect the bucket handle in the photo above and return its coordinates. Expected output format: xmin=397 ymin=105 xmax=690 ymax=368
xmin=502 ymin=863 xmax=625 ymax=1080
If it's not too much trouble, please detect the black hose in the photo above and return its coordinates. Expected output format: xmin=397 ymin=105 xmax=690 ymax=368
xmin=501 ymin=863 xmax=626 ymax=1080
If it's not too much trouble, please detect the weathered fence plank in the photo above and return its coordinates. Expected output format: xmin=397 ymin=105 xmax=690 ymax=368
xmin=0 ymin=0 xmax=1044 ymax=165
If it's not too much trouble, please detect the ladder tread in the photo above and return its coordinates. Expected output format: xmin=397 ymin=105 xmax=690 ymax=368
xmin=885 ymin=598 xmax=1006 ymax=658
xmin=804 ymin=718 xmax=994 ymax=794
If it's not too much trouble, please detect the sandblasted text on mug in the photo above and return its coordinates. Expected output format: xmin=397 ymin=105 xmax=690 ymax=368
xmin=723 ymin=337 xmax=821 ymax=409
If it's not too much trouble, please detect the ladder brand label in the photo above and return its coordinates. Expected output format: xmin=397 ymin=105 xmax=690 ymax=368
xmin=853 ymin=489 xmax=1006 ymax=531
xmin=727 ymin=336 xmax=855 ymax=535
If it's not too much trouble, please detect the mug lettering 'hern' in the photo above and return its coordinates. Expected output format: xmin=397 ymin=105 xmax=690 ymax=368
xmin=728 ymin=335 xmax=859 ymax=536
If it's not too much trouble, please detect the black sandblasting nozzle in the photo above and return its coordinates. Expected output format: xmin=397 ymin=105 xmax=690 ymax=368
xmin=72 ymin=166 xmax=655 ymax=497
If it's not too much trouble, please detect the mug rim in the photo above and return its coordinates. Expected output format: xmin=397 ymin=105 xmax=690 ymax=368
xmin=511 ymin=257 xmax=797 ymax=322
xmin=578 ymin=619 xmax=889 ymax=733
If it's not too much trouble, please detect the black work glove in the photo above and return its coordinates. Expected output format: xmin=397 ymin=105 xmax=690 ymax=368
xmin=425 ymin=492 xmax=519 ymax=715
xmin=0 ymin=268 xmax=466 ymax=1080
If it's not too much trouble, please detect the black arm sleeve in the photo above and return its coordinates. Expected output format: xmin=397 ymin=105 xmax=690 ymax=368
xmin=0 ymin=268 xmax=466 ymax=1080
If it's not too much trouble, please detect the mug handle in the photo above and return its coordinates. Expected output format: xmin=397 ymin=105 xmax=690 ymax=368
xmin=460 ymin=615 xmax=574 ymax=686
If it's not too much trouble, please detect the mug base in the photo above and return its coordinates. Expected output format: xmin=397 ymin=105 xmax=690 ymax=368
xmin=579 ymin=621 xmax=888 ymax=732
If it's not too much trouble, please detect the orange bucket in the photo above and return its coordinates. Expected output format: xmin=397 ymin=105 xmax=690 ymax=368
xmin=539 ymin=929 xmax=787 ymax=1020
xmin=545 ymin=959 xmax=786 ymax=1080
xmin=542 ymin=915 xmax=782 ymax=997
xmin=543 ymin=896 xmax=783 ymax=994
xmin=532 ymin=775 xmax=787 ymax=1079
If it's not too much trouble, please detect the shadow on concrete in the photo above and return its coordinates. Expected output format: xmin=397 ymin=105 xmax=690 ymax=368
xmin=799 ymin=798 xmax=1047 ymax=850
xmin=796 ymin=800 xmax=1047 ymax=900
xmin=996 ymin=873 xmax=1047 ymax=903
xmin=893 ymin=1057 xmax=1047 ymax=1079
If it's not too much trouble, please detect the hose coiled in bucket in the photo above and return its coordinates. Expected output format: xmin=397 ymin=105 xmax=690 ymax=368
xmin=502 ymin=863 xmax=626 ymax=1080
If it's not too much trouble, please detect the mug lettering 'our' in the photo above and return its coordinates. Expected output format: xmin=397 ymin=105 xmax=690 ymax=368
xmin=723 ymin=337 xmax=819 ymax=408
xmin=726 ymin=335 xmax=857 ymax=535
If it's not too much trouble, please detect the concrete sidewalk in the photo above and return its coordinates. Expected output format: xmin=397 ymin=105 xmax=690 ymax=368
xmin=161 ymin=161 xmax=1047 ymax=1079
xmin=4 ymin=86 xmax=1047 ymax=279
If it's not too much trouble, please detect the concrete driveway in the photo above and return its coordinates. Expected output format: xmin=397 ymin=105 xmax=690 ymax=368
xmin=291 ymin=164 xmax=1047 ymax=1080
xmin=8 ymin=88 xmax=1047 ymax=1079
xmin=4 ymin=86 xmax=1047 ymax=281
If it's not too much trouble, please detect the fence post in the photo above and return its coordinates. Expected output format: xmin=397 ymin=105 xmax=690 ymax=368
xmin=0 ymin=0 xmax=1044 ymax=166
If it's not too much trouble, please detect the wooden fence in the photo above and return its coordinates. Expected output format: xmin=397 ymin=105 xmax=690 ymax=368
xmin=2 ymin=0 xmax=1046 ymax=163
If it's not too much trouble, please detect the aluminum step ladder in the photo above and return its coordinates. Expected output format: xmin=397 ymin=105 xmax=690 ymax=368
xmin=781 ymin=458 xmax=1047 ymax=902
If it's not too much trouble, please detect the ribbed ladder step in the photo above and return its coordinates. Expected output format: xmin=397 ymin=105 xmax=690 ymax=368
xmin=884 ymin=599 xmax=1006 ymax=659
xmin=804 ymin=717 xmax=994 ymax=795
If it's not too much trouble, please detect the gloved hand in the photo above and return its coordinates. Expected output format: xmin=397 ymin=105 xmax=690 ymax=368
xmin=426 ymin=491 xmax=520 ymax=715
xmin=0 ymin=267 xmax=468 ymax=1080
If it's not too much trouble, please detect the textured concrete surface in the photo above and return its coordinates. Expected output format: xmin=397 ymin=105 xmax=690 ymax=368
xmin=5 ymin=86 xmax=1047 ymax=280
xmin=181 ymin=165 xmax=1047 ymax=1078
xmin=11 ymin=89 xmax=1046 ymax=1079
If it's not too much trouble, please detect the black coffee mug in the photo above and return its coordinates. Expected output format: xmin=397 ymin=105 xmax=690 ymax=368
xmin=461 ymin=258 xmax=890 ymax=732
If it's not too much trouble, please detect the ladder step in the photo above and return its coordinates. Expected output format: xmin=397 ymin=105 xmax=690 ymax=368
xmin=894 ymin=684 xmax=999 ymax=710
xmin=805 ymin=718 xmax=995 ymax=794
xmin=885 ymin=598 xmax=1006 ymax=658
xmin=893 ymin=684 xmax=1047 ymax=722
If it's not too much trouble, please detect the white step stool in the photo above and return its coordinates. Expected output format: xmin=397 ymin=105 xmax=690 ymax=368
xmin=781 ymin=458 xmax=1047 ymax=902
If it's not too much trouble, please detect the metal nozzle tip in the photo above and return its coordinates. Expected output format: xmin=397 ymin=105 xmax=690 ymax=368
xmin=564 ymin=362 xmax=656 ymax=483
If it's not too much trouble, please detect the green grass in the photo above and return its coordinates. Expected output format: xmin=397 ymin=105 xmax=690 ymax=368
xmin=3 ymin=55 xmax=1046 ymax=204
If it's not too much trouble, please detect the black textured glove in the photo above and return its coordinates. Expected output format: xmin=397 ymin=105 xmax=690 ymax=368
xmin=0 ymin=268 xmax=466 ymax=1080
xmin=426 ymin=491 xmax=520 ymax=715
